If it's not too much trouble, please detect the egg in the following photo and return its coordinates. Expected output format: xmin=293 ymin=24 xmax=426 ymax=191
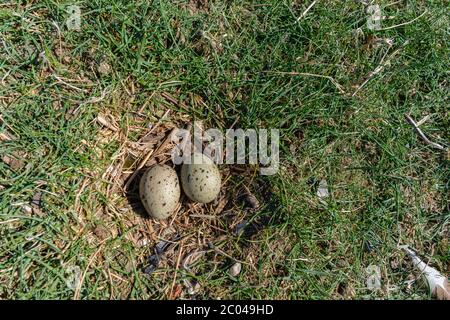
xmin=180 ymin=153 xmax=221 ymax=203
xmin=139 ymin=165 xmax=180 ymax=220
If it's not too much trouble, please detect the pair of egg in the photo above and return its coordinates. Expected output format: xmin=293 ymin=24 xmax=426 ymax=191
xmin=139 ymin=153 xmax=221 ymax=220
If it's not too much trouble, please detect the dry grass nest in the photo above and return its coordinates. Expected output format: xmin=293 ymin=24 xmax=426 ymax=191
xmin=76 ymin=100 xmax=273 ymax=298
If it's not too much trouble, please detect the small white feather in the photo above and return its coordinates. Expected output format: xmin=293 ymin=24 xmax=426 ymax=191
xmin=401 ymin=246 xmax=449 ymax=300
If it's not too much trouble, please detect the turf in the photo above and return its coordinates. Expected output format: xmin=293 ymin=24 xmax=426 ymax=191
xmin=0 ymin=0 xmax=448 ymax=299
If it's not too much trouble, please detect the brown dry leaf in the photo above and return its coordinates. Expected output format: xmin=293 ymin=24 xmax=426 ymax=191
xmin=170 ymin=284 xmax=183 ymax=299
xmin=93 ymin=225 xmax=110 ymax=241
xmin=30 ymin=192 xmax=46 ymax=217
xmin=2 ymin=151 xmax=27 ymax=171
xmin=32 ymin=207 xmax=45 ymax=217
xmin=214 ymin=196 xmax=228 ymax=215
xmin=184 ymin=0 xmax=210 ymax=14
xmin=97 ymin=113 xmax=118 ymax=132
xmin=0 ymin=132 xmax=15 ymax=141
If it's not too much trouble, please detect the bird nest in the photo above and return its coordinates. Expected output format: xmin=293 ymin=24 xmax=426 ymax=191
xmin=83 ymin=105 xmax=269 ymax=298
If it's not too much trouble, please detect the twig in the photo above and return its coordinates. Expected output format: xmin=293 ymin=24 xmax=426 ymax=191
xmin=53 ymin=75 xmax=88 ymax=92
xmin=416 ymin=114 xmax=432 ymax=127
xmin=380 ymin=10 xmax=427 ymax=31
xmin=189 ymin=214 xmax=218 ymax=219
xmin=0 ymin=218 xmax=19 ymax=225
xmin=137 ymin=109 xmax=171 ymax=143
xmin=73 ymin=243 xmax=104 ymax=300
xmin=124 ymin=128 xmax=176 ymax=190
xmin=404 ymin=114 xmax=445 ymax=151
xmin=71 ymin=87 xmax=112 ymax=117
xmin=208 ymin=242 xmax=251 ymax=266
xmin=352 ymin=44 xmax=403 ymax=97
xmin=169 ymin=241 xmax=184 ymax=299
xmin=82 ymin=86 xmax=110 ymax=105
xmin=107 ymin=268 xmax=114 ymax=299
xmin=296 ymin=1 xmax=317 ymax=22
xmin=1 ymin=70 xmax=11 ymax=85
xmin=266 ymin=71 xmax=345 ymax=94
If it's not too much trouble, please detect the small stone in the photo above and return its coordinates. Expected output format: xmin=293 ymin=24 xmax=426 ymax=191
xmin=2 ymin=152 xmax=26 ymax=171
xmin=22 ymin=204 xmax=33 ymax=215
xmin=366 ymin=265 xmax=381 ymax=291
xmin=229 ymin=262 xmax=242 ymax=277
xmin=97 ymin=61 xmax=111 ymax=76
xmin=317 ymin=179 xmax=329 ymax=199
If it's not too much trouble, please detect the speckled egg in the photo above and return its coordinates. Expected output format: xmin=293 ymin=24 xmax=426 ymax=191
xmin=180 ymin=153 xmax=221 ymax=203
xmin=139 ymin=165 xmax=180 ymax=220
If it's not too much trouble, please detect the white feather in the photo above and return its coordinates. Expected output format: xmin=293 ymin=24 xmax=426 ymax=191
xmin=401 ymin=245 xmax=449 ymax=298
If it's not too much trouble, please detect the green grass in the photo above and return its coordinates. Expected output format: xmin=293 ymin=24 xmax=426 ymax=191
xmin=0 ymin=0 xmax=448 ymax=299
